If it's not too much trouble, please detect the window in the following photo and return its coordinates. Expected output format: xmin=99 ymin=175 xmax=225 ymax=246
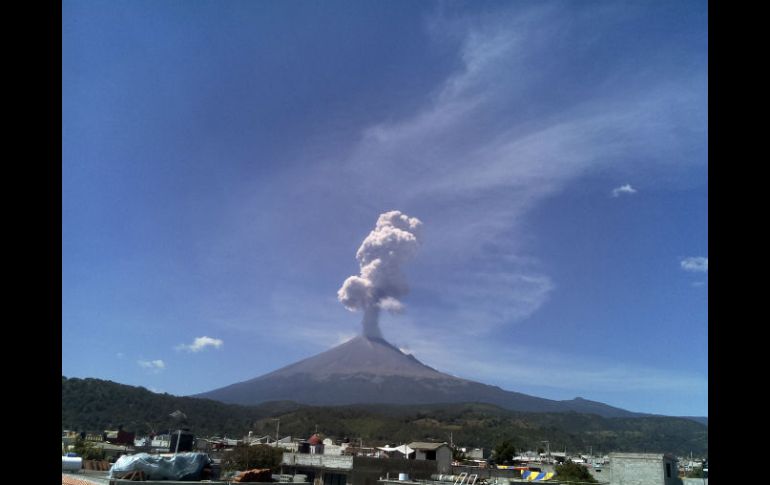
xmin=324 ymin=473 xmax=347 ymax=485
xmin=665 ymin=463 xmax=671 ymax=478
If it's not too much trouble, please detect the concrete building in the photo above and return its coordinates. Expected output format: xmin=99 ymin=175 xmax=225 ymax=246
xmin=323 ymin=438 xmax=346 ymax=456
xmin=282 ymin=452 xmax=440 ymax=485
xmin=377 ymin=445 xmax=413 ymax=459
xmin=104 ymin=428 xmax=135 ymax=445
xmin=461 ymin=447 xmax=485 ymax=460
xmin=407 ymin=442 xmax=452 ymax=474
xmin=298 ymin=434 xmax=326 ymax=455
xmin=62 ymin=430 xmax=79 ymax=447
xmin=92 ymin=441 xmax=131 ymax=460
xmin=273 ymin=437 xmax=300 ymax=453
xmin=609 ymin=452 xmax=680 ymax=485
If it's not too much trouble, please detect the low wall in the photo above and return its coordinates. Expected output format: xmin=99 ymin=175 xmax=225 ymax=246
xmin=352 ymin=457 xmax=437 ymax=485
xmin=283 ymin=453 xmax=354 ymax=470
xmin=82 ymin=459 xmax=112 ymax=471
xmin=450 ymin=465 xmax=560 ymax=480
xmin=110 ymin=481 xmax=229 ymax=485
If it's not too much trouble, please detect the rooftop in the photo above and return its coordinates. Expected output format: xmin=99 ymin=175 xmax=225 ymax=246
xmin=407 ymin=442 xmax=448 ymax=451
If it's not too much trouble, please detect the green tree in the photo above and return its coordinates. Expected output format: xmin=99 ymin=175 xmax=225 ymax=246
xmin=72 ymin=438 xmax=106 ymax=461
xmin=452 ymin=447 xmax=466 ymax=461
xmin=685 ymin=467 xmax=705 ymax=478
xmin=493 ymin=440 xmax=516 ymax=464
xmin=554 ymin=461 xmax=598 ymax=483
xmin=221 ymin=444 xmax=284 ymax=472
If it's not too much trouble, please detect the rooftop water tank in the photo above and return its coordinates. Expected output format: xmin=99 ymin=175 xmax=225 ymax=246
xmin=62 ymin=456 xmax=82 ymax=472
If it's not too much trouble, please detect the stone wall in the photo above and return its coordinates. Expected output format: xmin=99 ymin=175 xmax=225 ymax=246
xmin=282 ymin=453 xmax=354 ymax=470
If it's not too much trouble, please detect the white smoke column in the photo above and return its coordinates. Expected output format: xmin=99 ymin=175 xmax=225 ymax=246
xmin=338 ymin=211 xmax=422 ymax=339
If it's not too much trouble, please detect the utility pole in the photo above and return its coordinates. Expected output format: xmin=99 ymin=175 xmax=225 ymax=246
xmin=273 ymin=419 xmax=280 ymax=443
xmin=169 ymin=410 xmax=187 ymax=456
xmin=174 ymin=429 xmax=182 ymax=455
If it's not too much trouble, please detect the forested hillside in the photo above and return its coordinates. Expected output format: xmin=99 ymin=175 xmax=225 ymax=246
xmin=62 ymin=376 xmax=707 ymax=455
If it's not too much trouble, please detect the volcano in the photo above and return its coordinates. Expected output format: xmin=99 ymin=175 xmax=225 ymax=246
xmin=195 ymin=335 xmax=643 ymax=418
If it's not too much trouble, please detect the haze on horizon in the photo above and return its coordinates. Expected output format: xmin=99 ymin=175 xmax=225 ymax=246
xmin=62 ymin=0 xmax=707 ymax=417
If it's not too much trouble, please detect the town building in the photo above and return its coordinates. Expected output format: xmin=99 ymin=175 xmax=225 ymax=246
xmin=407 ymin=442 xmax=452 ymax=474
xmin=608 ymin=452 xmax=679 ymax=485
xmin=280 ymin=440 xmax=450 ymax=485
xmin=461 ymin=447 xmax=485 ymax=460
xmin=281 ymin=452 xmax=440 ymax=485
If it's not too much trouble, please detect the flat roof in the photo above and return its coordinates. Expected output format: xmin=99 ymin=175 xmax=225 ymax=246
xmin=407 ymin=442 xmax=448 ymax=451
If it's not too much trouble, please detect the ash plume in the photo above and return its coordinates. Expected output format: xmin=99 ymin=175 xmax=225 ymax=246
xmin=338 ymin=211 xmax=422 ymax=339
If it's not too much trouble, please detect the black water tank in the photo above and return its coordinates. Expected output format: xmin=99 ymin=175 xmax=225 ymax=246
xmin=169 ymin=431 xmax=195 ymax=452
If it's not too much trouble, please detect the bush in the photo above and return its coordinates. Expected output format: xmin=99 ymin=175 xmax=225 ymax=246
xmin=72 ymin=438 xmax=106 ymax=461
xmin=554 ymin=461 xmax=598 ymax=483
xmin=685 ymin=467 xmax=705 ymax=478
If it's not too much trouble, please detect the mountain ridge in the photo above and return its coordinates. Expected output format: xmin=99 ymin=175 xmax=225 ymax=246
xmin=61 ymin=376 xmax=707 ymax=456
xmin=196 ymin=336 xmax=654 ymax=419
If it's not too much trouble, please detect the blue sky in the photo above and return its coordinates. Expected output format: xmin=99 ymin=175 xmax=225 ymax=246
xmin=62 ymin=0 xmax=708 ymax=417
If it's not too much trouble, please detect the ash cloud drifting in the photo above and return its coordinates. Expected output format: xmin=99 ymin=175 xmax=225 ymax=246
xmin=338 ymin=211 xmax=422 ymax=339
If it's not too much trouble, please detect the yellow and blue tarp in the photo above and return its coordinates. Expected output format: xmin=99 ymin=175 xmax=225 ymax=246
xmin=521 ymin=470 xmax=556 ymax=481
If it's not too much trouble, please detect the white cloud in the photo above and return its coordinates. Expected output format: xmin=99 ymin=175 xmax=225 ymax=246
xmin=681 ymin=257 xmax=708 ymax=273
xmin=137 ymin=359 xmax=165 ymax=372
xmin=611 ymin=184 xmax=637 ymax=197
xmin=229 ymin=3 xmax=705 ymax=356
xmin=176 ymin=336 xmax=224 ymax=353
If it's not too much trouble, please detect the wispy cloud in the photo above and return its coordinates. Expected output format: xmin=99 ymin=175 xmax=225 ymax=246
xmin=296 ymin=4 xmax=706 ymax=334
xmin=137 ymin=359 xmax=165 ymax=373
xmin=611 ymin=184 xmax=637 ymax=197
xmin=681 ymin=257 xmax=708 ymax=273
xmin=176 ymin=336 xmax=224 ymax=352
xmin=414 ymin=268 xmax=555 ymax=335
xmin=212 ymin=5 xmax=706 ymax=403
xmin=387 ymin=330 xmax=706 ymax=395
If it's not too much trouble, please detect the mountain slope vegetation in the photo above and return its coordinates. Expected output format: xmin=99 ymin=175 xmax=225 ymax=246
xmin=62 ymin=377 xmax=707 ymax=456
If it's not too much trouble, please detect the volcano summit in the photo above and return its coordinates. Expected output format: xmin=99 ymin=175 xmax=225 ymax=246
xmin=195 ymin=335 xmax=642 ymax=418
xmin=198 ymin=212 xmax=644 ymax=418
